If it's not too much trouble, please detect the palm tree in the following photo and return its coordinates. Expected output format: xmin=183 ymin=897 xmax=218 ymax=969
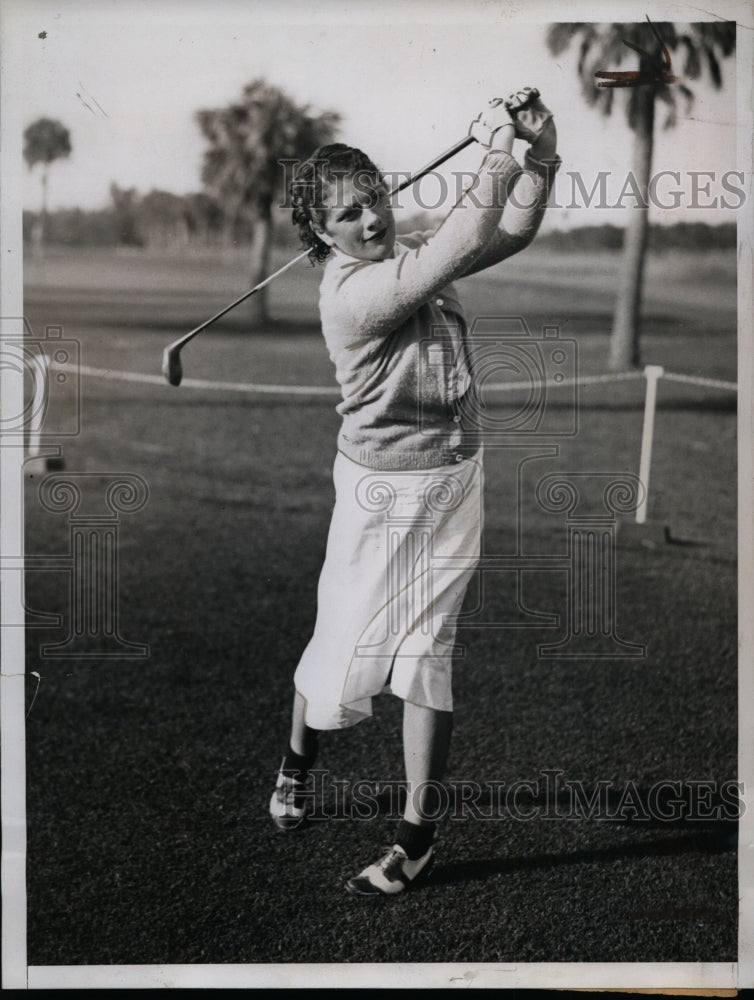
xmin=138 ymin=189 xmax=191 ymax=250
xmin=23 ymin=117 xmax=72 ymax=253
xmin=546 ymin=20 xmax=735 ymax=370
xmin=109 ymin=183 xmax=142 ymax=247
xmin=196 ymin=79 xmax=340 ymax=323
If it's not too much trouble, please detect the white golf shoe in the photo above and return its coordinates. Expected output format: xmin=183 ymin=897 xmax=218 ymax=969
xmin=269 ymin=766 xmax=312 ymax=831
xmin=345 ymin=843 xmax=435 ymax=896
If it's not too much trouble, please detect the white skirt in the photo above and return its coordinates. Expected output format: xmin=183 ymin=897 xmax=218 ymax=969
xmin=294 ymin=449 xmax=484 ymax=729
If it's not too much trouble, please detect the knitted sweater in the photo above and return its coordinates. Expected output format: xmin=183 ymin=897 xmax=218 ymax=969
xmin=318 ymin=149 xmax=560 ymax=470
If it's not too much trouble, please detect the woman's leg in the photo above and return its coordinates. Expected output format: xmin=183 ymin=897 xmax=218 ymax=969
xmin=270 ymin=691 xmax=320 ymax=830
xmin=402 ymin=701 xmax=453 ymax=826
xmin=344 ymin=700 xmax=451 ymax=894
xmin=289 ymin=690 xmax=319 ymax=758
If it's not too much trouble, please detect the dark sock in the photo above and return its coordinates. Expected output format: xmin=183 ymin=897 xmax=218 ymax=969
xmin=395 ymin=819 xmax=436 ymax=860
xmin=281 ymin=737 xmax=318 ymax=784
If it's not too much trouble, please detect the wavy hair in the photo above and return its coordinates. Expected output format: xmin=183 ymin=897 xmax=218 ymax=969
xmin=290 ymin=144 xmax=383 ymax=264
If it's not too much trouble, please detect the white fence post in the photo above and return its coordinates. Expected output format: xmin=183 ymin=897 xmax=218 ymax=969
xmin=27 ymin=347 xmax=49 ymax=459
xmin=636 ymin=364 xmax=664 ymax=525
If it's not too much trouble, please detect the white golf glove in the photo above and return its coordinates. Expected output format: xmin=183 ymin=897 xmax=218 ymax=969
xmin=468 ymin=99 xmax=516 ymax=149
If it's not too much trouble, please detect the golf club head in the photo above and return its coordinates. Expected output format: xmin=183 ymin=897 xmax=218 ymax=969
xmin=162 ymin=345 xmax=183 ymax=386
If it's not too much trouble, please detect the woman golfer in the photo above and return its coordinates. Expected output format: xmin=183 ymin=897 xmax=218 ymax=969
xmin=270 ymin=89 xmax=559 ymax=896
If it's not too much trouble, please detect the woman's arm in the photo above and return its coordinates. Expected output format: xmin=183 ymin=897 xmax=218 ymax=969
xmin=458 ymin=153 xmax=560 ymax=277
xmin=322 ymin=113 xmax=523 ymax=340
xmin=459 ymin=119 xmax=560 ymax=277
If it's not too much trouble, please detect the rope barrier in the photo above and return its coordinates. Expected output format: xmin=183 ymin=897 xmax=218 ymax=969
xmin=53 ymin=362 xmax=341 ymax=396
xmin=661 ymin=372 xmax=737 ymax=392
xmin=485 ymin=371 xmax=644 ymax=391
xmin=52 ymin=363 xmax=727 ymax=396
xmin=41 ymin=359 xmax=736 ymax=533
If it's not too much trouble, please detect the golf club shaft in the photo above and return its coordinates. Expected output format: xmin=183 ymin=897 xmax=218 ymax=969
xmin=170 ymin=248 xmax=311 ymax=354
xmin=390 ymin=135 xmax=475 ymax=195
xmin=163 ymin=132 xmax=478 ymax=385
xmin=172 ymin=138 xmax=471 ymax=349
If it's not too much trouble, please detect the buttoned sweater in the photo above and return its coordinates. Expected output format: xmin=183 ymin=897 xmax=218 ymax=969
xmin=318 ymin=149 xmax=560 ymax=470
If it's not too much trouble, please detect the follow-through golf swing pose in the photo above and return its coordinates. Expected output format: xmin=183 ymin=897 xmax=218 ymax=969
xmin=269 ymin=88 xmax=559 ymax=896
xmin=162 ymin=129 xmax=483 ymax=385
xmin=162 ymin=89 xmax=542 ymax=386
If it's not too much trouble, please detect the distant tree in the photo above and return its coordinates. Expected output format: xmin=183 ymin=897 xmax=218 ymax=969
xmin=138 ymin=189 xmax=191 ymax=249
xmin=185 ymin=192 xmax=226 ymax=247
xmin=23 ymin=117 xmax=72 ymax=252
xmin=196 ymin=79 xmax=340 ymax=322
xmin=546 ymin=20 xmax=735 ymax=369
xmin=109 ymin=183 xmax=143 ymax=247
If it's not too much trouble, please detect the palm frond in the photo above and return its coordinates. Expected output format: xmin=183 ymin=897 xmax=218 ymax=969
xmin=545 ymin=22 xmax=584 ymax=56
xmin=679 ymin=37 xmax=701 ymax=78
xmin=677 ymin=82 xmax=694 ymax=116
xmin=655 ymin=86 xmax=677 ymax=129
xmin=706 ymin=46 xmax=722 ymax=87
xmin=694 ymin=21 xmax=736 ymax=57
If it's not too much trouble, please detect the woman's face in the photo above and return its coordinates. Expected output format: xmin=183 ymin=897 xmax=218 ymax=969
xmin=316 ymin=171 xmax=395 ymax=262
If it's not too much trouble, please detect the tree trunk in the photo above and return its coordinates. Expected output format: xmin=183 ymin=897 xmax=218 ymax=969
xmin=221 ymin=219 xmax=235 ymax=249
xmin=249 ymin=211 xmax=273 ymax=324
xmin=31 ymin=163 xmax=49 ymax=258
xmin=609 ymin=86 xmax=655 ymax=371
xmin=41 ymin=162 xmax=49 ymax=243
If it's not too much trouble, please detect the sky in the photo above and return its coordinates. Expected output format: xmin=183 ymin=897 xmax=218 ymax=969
xmin=5 ymin=0 xmax=746 ymax=230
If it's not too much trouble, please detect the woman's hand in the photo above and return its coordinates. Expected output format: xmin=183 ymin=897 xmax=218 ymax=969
xmin=529 ymin=117 xmax=557 ymax=162
xmin=469 ymin=99 xmax=516 ymax=152
xmin=506 ymin=89 xmax=556 ymax=157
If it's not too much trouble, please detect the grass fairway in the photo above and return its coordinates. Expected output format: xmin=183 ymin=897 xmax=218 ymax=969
xmin=22 ymin=244 xmax=737 ymax=971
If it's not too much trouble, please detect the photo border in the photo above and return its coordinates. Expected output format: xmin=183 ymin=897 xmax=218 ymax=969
xmin=2 ymin=0 xmax=751 ymax=990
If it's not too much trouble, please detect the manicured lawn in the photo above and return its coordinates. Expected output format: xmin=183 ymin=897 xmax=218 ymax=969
xmin=21 ymin=243 xmax=738 ymax=969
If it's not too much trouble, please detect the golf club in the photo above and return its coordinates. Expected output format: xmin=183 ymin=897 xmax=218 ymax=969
xmin=162 ymin=89 xmax=539 ymax=386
